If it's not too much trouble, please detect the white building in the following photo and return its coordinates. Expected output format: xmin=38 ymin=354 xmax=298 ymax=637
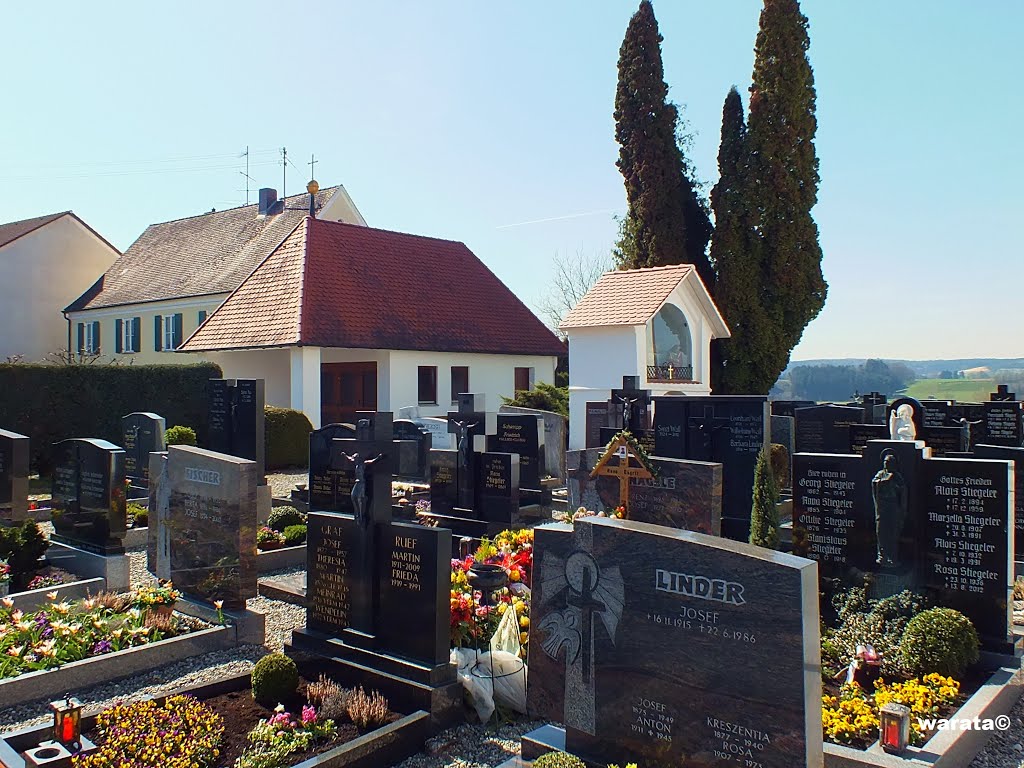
xmin=0 ymin=212 xmax=119 ymax=362
xmin=560 ymin=264 xmax=730 ymax=449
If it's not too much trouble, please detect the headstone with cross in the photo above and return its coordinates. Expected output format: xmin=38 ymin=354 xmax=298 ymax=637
xmin=447 ymin=393 xmax=497 ymax=508
xmin=589 ymin=433 xmax=654 ymax=516
xmin=608 ymin=375 xmax=651 ymax=433
xmin=686 ymin=406 xmax=733 ymax=461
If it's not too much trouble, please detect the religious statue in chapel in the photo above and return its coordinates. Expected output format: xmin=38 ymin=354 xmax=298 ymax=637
xmin=872 ymin=451 xmax=908 ymax=567
xmin=888 ymin=404 xmax=917 ymax=442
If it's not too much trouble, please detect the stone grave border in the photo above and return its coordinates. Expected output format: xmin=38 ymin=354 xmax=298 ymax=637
xmin=0 ymin=671 xmax=431 ymax=768
xmin=8 ymin=577 xmax=105 ymax=613
xmin=256 ymin=543 xmax=307 ymax=572
xmin=824 ymin=662 xmax=1024 ymax=767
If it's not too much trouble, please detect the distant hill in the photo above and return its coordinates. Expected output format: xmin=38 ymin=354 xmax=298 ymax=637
xmin=788 ymin=358 xmax=1024 ymax=377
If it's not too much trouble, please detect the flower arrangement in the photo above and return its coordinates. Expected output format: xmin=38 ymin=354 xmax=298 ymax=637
xmin=414 ymin=499 xmax=432 ymax=515
xmin=0 ymin=588 xmax=192 ymax=679
xmin=234 ymin=703 xmax=337 ymax=768
xmin=0 ymin=560 xmax=10 ymax=584
xmin=132 ymin=580 xmax=180 ymax=608
xmin=822 ymin=674 xmax=960 ymax=747
xmin=73 ymin=695 xmax=223 ymax=768
xmin=256 ymin=526 xmax=286 ymax=551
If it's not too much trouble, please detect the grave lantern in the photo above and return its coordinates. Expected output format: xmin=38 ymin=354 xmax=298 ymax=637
xmin=50 ymin=696 xmax=83 ymax=750
xmin=879 ymin=702 xmax=911 ymax=754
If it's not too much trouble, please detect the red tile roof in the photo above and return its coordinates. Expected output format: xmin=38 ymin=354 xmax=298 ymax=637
xmin=180 ymin=217 xmax=565 ymax=357
xmin=560 ymin=265 xmax=694 ymax=328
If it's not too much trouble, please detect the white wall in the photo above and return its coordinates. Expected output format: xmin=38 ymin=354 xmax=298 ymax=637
xmin=205 ymin=348 xmax=293 ymax=408
xmin=0 ymin=216 xmax=119 ymax=362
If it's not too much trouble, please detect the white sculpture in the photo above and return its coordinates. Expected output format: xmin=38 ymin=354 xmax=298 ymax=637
xmin=889 ymin=404 xmax=917 ymax=441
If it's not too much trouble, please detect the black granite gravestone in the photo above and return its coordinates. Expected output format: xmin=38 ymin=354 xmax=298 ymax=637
xmin=166 ymin=445 xmax=257 ymax=610
xmin=51 ymin=438 xmax=127 ymax=554
xmin=860 ymin=392 xmax=888 ymax=424
xmin=585 ymin=402 xmax=609 ymax=449
xmin=599 ymin=426 xmax=656 ymax=456
xmin=208 ymin=378 xmax=266 ymax=479
xmin=794 ymin=405 xmax=863 ymax=454
xmin=501 ymin=405 xmax=567 ymax=480
xmin=567 ymin=449 xmax=722 ymax=536
xmin=0 ymin=428 xmax=29 ymax=524
xmin=849 ymin=423 xmax=887 ymax=454
xmin=393 ymin=419 xmax=430 ymax=481
xmin=428 ymin=450 xmax=459 ymax=516
xmin=991 ymin=385 xmax=1017 ymax=402
xmin=921 ymin=400 xmax=954 ymax=428
xmin=122 ymin=412 xmax=166 ymax=487
xmin=983 ymin=400 xmax=1022 ymax=447
xmin=609 ymin=376 xmax=651 ymax=433
xmin=526 ymin=517 xmax=822 ymax=768
xmin=477 ymin=452 xmax=520 ymax=524
xmin=309 ymin=423 xmax=357 ymax=513
xmin=653 ymin=396 xmax=769 ymax=541
xmin=771 ymin=415 xmax=795 ymax=488
xmin=488 ymin=414 xmax=544 ymax=489
xmin=974 ymin=445 xmax=1024 ymax=563
xmin=770 ymin=400 xmax=816 ymax=418
xmin=447 ymin=394 xmax=497 ymax=509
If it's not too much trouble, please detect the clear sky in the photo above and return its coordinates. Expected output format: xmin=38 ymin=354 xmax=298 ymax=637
xmin=2 ymin=2 xmax=1020 ymax=361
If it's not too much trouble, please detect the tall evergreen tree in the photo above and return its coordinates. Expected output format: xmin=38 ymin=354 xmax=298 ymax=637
xmin=709 ymin=87 xmax=768 ymax=393
xmin=743 ymin=0 xmax=826 ymax=389
xmin=613 ymin=0 xmax=713 ymax=287
xmin=749 ymin=446 xmax=780 ymax=549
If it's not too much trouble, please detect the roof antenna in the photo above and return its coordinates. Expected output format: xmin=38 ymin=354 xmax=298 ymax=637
xmin=281 ymin=147 xmax=287 ymax=203
xmin=239 ymin=146 xmax=255 ymax=205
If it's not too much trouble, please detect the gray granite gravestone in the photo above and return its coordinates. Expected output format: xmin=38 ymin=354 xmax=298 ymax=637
xmin=122 ymin=412 xmax=166 ymax=487
xmin=146 ymin=451 xmax=170 ymax=579
xmin=0 ymin=428 xmax=29 ymax=524
xmin=166 ymin=445 xmax=258 ymax=611
xmin=500 ymin=405 xmax=567 ymax=480
xmin=567 ymin=448 xmax=722 ymax=536
xmin=525 ymin=517 xmax=822 ymax=768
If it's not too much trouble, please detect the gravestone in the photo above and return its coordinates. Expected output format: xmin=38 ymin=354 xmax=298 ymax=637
xmin=291 ymin=411 xmax=459 ymax=725
xmin=414 ymin=417 xmax=453 ymax=449
xmin=122 ymin=412 xmax=166 ymax=487
xmin=392 ymin=419 xmax=431 ymax=481
xmin=477 ymin=452 xmax=520 ymax=524
xmin=526 ymin=517 xmax=822 ymax=768
xmin=308 ymin=423 xmax=356 ymax=513
xmin=428 ymin=450 xmax=459 ymax=516
xmin=848 ymin=423 xmax=887 ymax=454
xmin=51 ymin=438 xmax=127 ymax=553
xmin=567 ymin=449 xmax=722 ymax=536
xmin=991 ymin=384 xmax=1017 ymax=402
xmin=974 ymin=444 xmax=1024 ymax=563
xmin=771 ymin=415 xmax=795 ymax=488
xmin=609 ymin=375 xmax=651 ymax=433
xmin=0 ymin=428 xmax=29 ymax=524
xmin=983 ymin=399 xmax=1022 ymax=447
xmin=921 ymin=400 xmax=954 ymax=428
xmin=600 ymin=426 xmax=656 ymax=456
xmin=770 ymin=400 xmax=816 ymax=418
xmin=794 ymin=405 xmax=863 ymax=454
xmin=885 ymin=396 xmax=925 ymax=440
xmin=166 ymin=445 xmax=258 ymax=610
xmin=488 ymin=413 xmax=544 ymax=489
xmin=208 ymin=378 xmax=266 ymax=479
xmin=448 ymin=394 xmax=497 ymax=509
xmin=653 ymin=395 xmax=769 ymax=541
xmin=585 ymin=401 xmax=610 ymax=449
xmin=146 ymin=451 xmax=170 ymax=579
xmin=500 ymin=404 xmax=567 ymax=481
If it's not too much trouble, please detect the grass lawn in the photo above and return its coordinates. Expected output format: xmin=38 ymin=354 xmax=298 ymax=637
xmin=900 ymin=378 xmax=996 ymax=402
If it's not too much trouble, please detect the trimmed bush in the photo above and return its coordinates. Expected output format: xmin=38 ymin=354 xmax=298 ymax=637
xmin=0 ymin=520 xmax=49 ymax=583
xmin=268 ymin=506 xmax=306 ymax=532
xmin=251 ymin=652 xmax=299 ymax=706
xmin=770 ymin=442 xmax=790 ymax=489
xmin=533 ymin=753 xmax=586 ymax=768
xmin=282 ymin=524 xmax=307 ymax=547
xmin=900 ymin=607 xmax=979 ymax=677
xmin=165 ymin=425 xmax=198 ymax=446
xmin=127 ymin=502 xmax=148 ymax=528
xmin=265 ymin=407 xmax=313 ymax=470
xmin=0 ymin=362 xmax=220 ymax=472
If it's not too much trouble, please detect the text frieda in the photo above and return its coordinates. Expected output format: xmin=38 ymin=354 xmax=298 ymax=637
xmin=655 ymin=569 xmax=746 ymax=606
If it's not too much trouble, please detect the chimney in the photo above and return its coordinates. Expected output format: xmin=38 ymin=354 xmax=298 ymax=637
xmin=257 ymin=188 xmax=278 ymax=216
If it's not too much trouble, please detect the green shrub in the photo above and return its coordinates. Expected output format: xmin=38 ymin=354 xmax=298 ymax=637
xmin=165 ymin=425 xmax=198 ymax=447
xmin=127 ymin=502 xmax=148 ymax=528
xmin=533 ymin=753 xmax=586 ymax=768
xmin=749 ymin=447 xmax=779 ymax=548
xmin=251 ymin=652 xmax=299 ymax=706
xmin=769 ymin=442 xmax=790 ymax=489
xmin=500 ymin=382 xmax=569 ymax=418
xmin=0 ymin=520 xmax=50 ymax=581
xmin=265 ymin=407 xmax=313 ymax=470
xmin=268 ymin=506 xmax=306 ymax=532
xmin=0 ymin=362 xmax=219 ymax=472
xmin=282 ymin=524 xmax=307 ymax=547
xmin=900 ymin=607 xmax=979 ymax=678
xmin=828 ymin=588 xmax=930 ymax=677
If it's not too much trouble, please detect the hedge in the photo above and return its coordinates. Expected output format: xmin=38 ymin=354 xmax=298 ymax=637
xmin=0 ymin=362 xmax=222 ymax=472
xmin=265 ymin=407 xmax=313 ymax=470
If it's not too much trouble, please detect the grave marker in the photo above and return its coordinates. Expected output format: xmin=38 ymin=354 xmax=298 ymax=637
xmin=609 ymin=375 xmax=651 ymax=433
xmin=208 ymin=378 xmax=266 ymax=479
xmin=122 ymin=412 xmax=166 ymax=487
xmin=308 ymin=423 xmax=356 ymax=513
xmin=488 ymin=413 xmax=544 ymax=489
xmin=0 ymin=429 xmax=29 ymax=524
xmin=51 ymin=438 xmax=127 ymax=553
xmin=794 ymin=404 xmax=863 ymax=454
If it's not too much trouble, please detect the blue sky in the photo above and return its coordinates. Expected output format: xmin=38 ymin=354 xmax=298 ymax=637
xmin=2 ymin=2 xmax=1020 ymax=361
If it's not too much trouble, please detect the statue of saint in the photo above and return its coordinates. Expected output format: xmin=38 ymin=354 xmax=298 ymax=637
xmin=339 ymin=452 xmax=382 ymax=528
xmin=889 ymin=404 xmax=917 ymax=441
xmin=872 ymin=452 xmax=908 ymax=566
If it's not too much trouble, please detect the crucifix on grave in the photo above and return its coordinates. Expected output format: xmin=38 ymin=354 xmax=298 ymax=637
xmin=609 ymin=376 xmax=651 ymax=433
xmin=589 ymin=432 xmax=655 ymax=517
xmin=687 ymin=406 xmax=732 ymax=461
xmin=447 ymin=393 xmax=497 ymax=509
xmin=330 ymin=411 xmax=393 ymax=644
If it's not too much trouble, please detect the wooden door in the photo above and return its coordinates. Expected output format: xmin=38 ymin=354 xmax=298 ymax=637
xmin=321 ymin=362 xmax=378 ymax=425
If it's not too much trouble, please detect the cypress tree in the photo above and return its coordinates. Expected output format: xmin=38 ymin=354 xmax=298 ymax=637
xmin=749 ymin=447 xmax=780 ymax=549
xmin=744 ymin=0 xmax=826 ymax=388
xmin=613 ymin=0 xmax=713 ymax=287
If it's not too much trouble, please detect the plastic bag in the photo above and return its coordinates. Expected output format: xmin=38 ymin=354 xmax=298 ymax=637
xmin=451 ymin=608 xmax=528 ymax=720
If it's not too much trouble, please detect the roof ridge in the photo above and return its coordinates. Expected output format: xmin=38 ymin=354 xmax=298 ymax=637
xmin=143 ymin=186 xmax=340 ymax=228
xmin=308 ymin=215 xmax=467 ymax=247
xmin=0 ymin=210 xmax=71 ymax=227
xmin=296 ymin=217 xmax=312 ymax=341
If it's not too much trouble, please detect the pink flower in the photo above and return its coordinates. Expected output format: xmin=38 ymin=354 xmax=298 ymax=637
xmin=301 ymin=705 xmax=317 ymax=725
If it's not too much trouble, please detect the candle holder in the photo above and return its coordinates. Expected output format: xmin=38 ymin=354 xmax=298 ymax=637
xmin=879 ymin=702 xmax=911 ymax=754
xmin=50 ymin=697 xmax=82 ymax=751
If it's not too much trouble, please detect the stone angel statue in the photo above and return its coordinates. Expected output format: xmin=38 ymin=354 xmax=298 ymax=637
xmin=889 ymin=404 xmax=917 ymax=441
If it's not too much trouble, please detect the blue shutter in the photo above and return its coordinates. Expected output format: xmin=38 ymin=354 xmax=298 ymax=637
xmin=173 ymin=313 xmax=183 ymax=349
xmin=77 ymin=323 xmax=84 ymax=355
xmin=132 ymin=317 xmax=141 ymax=351
xmin=115 ymin=319 xmax=123 ymax=353
xmin=154 ymin=316 xmax=163 ymax=351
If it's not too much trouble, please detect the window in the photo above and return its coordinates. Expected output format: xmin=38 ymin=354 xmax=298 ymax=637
xmin=155 ymin=313 xmax=183 ymax=351
xmin=418 ymin=366 xmax=438 ymax=405
xmin=198 ymin=310 xmax=207 ymax=325
xmin=117 ymin=317 xmax=140 ymax=353
xmin=514 ymin=367 xmax=533 ymax=394
xmin=78 ymin=321 xmax=100 ymax=355
xmin=451 ymin=366 xmax=469 ymax=403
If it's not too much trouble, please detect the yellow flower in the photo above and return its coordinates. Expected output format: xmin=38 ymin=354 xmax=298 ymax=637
xmin=1 ymin=597 xmax=13 ymax=608
xmin=46 ymin=591 xmax=58 ymax=601
xmin=519 ymin=615 xmax=530 ymax=629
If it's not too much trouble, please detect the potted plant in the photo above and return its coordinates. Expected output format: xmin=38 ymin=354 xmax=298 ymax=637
xmin=0 ymin=559 xmax=10 ymax=598
xmin=256 ymin=526 xmax=285 ymax=551
xmin=133 ymin=580 xmax=180 ymax=617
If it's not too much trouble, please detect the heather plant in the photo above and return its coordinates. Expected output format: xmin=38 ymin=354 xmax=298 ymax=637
xmin=346 ymin=687 xmax=390 ymax=730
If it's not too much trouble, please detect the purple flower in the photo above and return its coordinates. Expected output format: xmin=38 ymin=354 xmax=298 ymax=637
xmin=91 ymin=640 xmax=113 ymax=655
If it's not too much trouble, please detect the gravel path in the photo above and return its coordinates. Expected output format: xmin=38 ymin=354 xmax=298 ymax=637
xmin=268 ymin=470 xmax=308 ymax=500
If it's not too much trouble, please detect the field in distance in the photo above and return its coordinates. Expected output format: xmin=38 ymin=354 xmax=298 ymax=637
xmin=899 ymin=378 xmax=996 ymax=403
